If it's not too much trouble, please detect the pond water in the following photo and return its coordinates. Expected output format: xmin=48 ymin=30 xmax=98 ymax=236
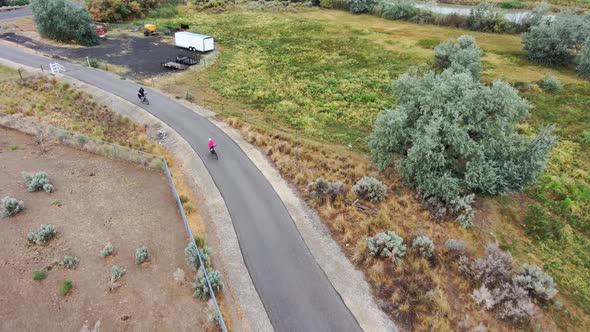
xmin=415 ymin=2 xmax=532 ymax=23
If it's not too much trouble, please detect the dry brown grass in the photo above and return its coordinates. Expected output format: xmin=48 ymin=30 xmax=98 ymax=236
xmin=0 ymin=16 xmax=36 ymax=33
xmin=224 ymin=116 xmax=573 ymax=331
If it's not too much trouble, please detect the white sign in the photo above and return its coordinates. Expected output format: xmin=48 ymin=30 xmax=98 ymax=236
xmin=49 ymin=62 xmax=66 ymax=74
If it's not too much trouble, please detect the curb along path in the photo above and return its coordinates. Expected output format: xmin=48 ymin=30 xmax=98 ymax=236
xmin=0 ymin=44 xmax=363 ymax=332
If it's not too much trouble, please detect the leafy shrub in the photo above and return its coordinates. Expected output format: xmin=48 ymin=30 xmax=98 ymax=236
xmin=307 ymin=177 xmax=347 ymax=203
xmin=461 ymin=245 xmax=556 ymax=322
xmin=380 ymin=0 xmax=417 ymax=20
xmin=87 ymin=0 xmax=160 ymax=22
xmin=514 ymin=263 xmax=557 ymax=301
xmin=522 ymin=13 xmax=590 ymax=67
xmin=331 ymin=181 xmax=347 ymax=197
xmin=208 ymin=310 xmax=221 ymax=325
xmin=468 ymin=2 xmax=508 ymax=33
xmin=577 ymin=39 xmax=590 ymax=78
xmin=135 ymin=246 xmax=149 ymax=265
xmin=445 ymin=239 xmax=468 ymax=254
xmin=460 ymin=244 xmax=514 ymax=286
xmin=472 ymin=282 xmax=536 ymax=323
xmin=1 ymin=196 xmax=24 ymax=218
xmin=347 ymin=0 xmax=375 ymax=14
xmin=32 ymin=271 xmax=46 ymax=281
xmin=193 ymin=267 xmax=223 ymax=301
xmin=22 ymin=171 xmax=53 ymax=193
xmin=63 ymin=256 xmax=79 ymax=269
xmin=319 ymin=0 xmax=332 ymax=8
xmin=30 ymin=0 xmax=99 ymax=46
xmin=451 ymin=194 xmax=475 ymax=228
xmin=369 ymin=65 xmax=556 ymax=211
xmin=100 ymin=244 xmax=114 ymax=257
xmin=111 ymin=265 xmax=126 ymax=282
xmin=185 ymin=243 xmax=212 ymax=269
xmin=306 ymin=177 xmax=332 ymax=203
xmin=412 ymin=235 xmax=435 ymax=258
xmin=28 ymin=224 xmax=57 ymax=244
xmin=541 ymin=75 xmax=563 ymax=93
xmin=434 ymin=35 xmax=482 ymax=80
xmin=60 ymin=280 xmax=73 ymax=296
xmin=522 ymin=3 xmax=550 ymax=29
xmin=352 ymin=176 xmax=387 ymax=202
xmin=367 ymin=231 xmax=406 ymax=263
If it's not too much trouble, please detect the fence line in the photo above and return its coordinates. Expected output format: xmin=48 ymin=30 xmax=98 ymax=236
xmin=163 ymin=161 xmax=228 ymax=332
xmin=0 ymin=113 xmax=228 ymax=331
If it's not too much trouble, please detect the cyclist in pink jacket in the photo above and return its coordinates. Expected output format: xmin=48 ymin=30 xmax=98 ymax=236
xmin=208 ymin=138 xmax=217 ymax=152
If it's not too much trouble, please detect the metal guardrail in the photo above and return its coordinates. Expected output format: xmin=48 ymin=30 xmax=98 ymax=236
xmin=163 ymin=160 xmax=228 ymax=332
xmin=0 ymin=112 xmax=228 ymax=331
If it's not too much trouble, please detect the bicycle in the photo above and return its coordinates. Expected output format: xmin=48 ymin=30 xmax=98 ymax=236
xmin=138 ymin=92 xmax=149 ymax=105
xmin=210 ymin=146 xmax=218 ymax=160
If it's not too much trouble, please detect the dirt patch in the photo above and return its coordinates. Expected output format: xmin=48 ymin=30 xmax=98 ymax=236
xmin=0 ymin=127 xmax=214 ymax=331
xmin=0 ymin=32 xmax=206 ymax=77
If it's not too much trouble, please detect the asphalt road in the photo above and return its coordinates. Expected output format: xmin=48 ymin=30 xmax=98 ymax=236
xmin=0 ymin=44 xmax=362 ymax=332
xmin=0 ymin=7 xmax=31 ymax=20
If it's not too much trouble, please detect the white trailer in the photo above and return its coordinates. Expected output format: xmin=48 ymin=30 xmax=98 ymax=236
xmin=174 ymin=32 xmax=214 ymax=52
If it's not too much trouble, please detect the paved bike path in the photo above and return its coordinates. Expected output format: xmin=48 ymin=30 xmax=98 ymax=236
xmin=0 ymin=44 xmax=361 ymax=332
xmin=0 ymin=7 xmax=32 ymax=21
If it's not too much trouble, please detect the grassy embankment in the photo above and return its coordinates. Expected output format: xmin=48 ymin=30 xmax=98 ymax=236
xmin=0 ymin=66 xmax=208 ymax=250
xmin=146 ymin=7 xmax=589 ymax=330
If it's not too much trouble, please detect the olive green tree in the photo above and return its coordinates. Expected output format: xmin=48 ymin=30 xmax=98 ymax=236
xmin=369 ymin=63 xmax=556 ymax=226
xmin=30 ymin=0 xmax=99 ymax=46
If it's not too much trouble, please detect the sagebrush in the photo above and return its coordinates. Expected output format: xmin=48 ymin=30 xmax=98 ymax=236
xmin=541 ymin=75 xmax=563 ymax=93
xmin=185 ymin=243 xmax=212 ymax=269
xmin=367 ymin=230 xmax=406 ymax=263
xmin=1 ymin=196 xmax=24 ymax=218
xmin=193 ymin=267 xmax=223 ymax=301
xmin=28 ymin=224 xmax=57 ymax=244
xmin=22 ymin=171 xmax=53 ymax=193
xmin=412 ymin=235 xmax=435 ymax=258
xmin=135 ymin=246 xmax=149 ymax=265
xmin=100 ymin=244 xmax=114 ymax=257
xmin=307 ymin=177 xmax=347 ymax=203
xmin=461 ymin=244 xmax=557 ymax=322
xmin=111 ymin=265 xmax=126 ymax=282
xmin=63 ymin=256 xmax=79 ymax=269
xmin=352 ymin=176 xmax=387 ymax=202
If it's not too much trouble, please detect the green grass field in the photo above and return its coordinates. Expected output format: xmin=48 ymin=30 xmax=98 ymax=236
xmin=150 ymin=6 xmax=590 ymax=323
